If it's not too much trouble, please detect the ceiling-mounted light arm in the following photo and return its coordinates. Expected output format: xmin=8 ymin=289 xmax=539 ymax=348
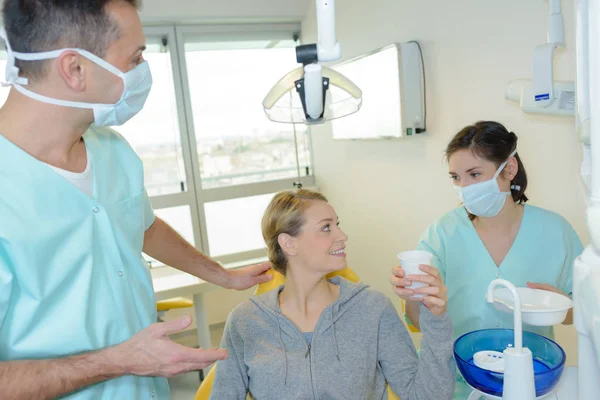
xmin=296 ymin=0 xmax=341 ymax=66
xmin=316 ymin=0 xmax=341 ymax=62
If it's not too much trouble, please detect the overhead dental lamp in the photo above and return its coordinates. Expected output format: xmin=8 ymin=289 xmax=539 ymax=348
xmin=262 ymin=0 xmax=363 ymax=125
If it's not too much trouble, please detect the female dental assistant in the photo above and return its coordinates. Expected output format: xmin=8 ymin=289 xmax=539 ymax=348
xmin=389 ymin=121 xmax=583 ymax=396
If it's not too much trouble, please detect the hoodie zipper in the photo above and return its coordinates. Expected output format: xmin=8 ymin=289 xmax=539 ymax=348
xmin=305 ymin=340 xmax=316 ymax=400
xmin=276 ymin=317 xmax=319 ymax=399
xmin=298 ymin=317 xmax=323 ymax=400
xmin=292 ymin=304 xmax=344 ymax=399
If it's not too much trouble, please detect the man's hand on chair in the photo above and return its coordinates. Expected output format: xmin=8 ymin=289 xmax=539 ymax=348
xmin=111 ymin=317 xmax=228 ymax=378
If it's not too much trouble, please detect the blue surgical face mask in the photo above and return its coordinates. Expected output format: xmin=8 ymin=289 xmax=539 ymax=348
xmin=453 ymin=150 xmax=518 ymax=218
xmin=0 ymin=27 xmax=152 ymax=127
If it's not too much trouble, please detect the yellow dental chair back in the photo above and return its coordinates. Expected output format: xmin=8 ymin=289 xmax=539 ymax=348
xmin=194 ymin=267 xmax=400 ymax=400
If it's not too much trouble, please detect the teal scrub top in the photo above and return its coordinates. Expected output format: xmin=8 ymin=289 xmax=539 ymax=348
xmin=417 ymin=205 xmax=582 ymax=341
xmin=0 ymin=126 xmax=169 ymax=399
xmin=417 ymin=205 xmax=582 ymax=399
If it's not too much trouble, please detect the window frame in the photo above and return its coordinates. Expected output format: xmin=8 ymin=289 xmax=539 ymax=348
xmin=144 ymin=23 xmax=316 ymax=266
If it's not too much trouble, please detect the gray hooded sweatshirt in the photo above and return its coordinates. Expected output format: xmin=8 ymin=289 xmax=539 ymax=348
xmin=210 ymin=277 xmax=455 ymax=400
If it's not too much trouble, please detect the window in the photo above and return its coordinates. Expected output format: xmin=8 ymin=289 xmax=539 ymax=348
xmin=117 ymin=38 xmax=187 ymax=197
xmin=137 ymin=25 xmax=314 ymax=265
xmin=184 ymin=41 xmax=311 ymax=190
xmin=169 ymin=24 xmax=315 ymax=265
xmin=204 ymin=192 xmax=276 ymax=257
xmin=0 ymin=24 xmax=314 ymax=266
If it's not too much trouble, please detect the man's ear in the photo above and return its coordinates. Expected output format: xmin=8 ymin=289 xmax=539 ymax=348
xmin=56 ymin=51 xmax=87 ymax=92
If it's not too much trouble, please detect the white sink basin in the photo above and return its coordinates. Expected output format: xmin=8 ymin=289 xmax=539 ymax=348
xmin=492 ymin=287 xmax=573 ymax=326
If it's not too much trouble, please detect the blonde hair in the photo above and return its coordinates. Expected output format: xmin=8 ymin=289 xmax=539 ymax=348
xmin=262 ymin=189 xmax=328 ymax=275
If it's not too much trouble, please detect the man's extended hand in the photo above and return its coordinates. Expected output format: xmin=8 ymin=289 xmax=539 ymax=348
xmin=113 ymin=316 xmax=228 ymax=378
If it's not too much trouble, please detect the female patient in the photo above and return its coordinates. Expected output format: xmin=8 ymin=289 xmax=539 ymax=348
xmin=210 ymin=189 xmax=455 ymax=399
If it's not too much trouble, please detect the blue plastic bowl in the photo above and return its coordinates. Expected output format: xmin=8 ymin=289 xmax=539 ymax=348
xmin=454 ymin=329 xmax=566 ymax=397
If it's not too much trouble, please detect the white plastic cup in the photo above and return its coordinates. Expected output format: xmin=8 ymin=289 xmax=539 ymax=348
xmin=397 ymin=250 xmax=433 ymax=299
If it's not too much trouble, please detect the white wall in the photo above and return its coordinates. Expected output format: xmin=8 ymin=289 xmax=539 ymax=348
xmin=302 ymin=0 xmax=586 ymax=365
xmin=139 ymin=0 xmax=308 ymax=23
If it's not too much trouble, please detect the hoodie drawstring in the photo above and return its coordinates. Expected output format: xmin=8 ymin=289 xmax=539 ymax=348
xmin=331 ymin=306 xmax=340 ymax=361
xmin=276 ymin=317 xmax=288 ymax=385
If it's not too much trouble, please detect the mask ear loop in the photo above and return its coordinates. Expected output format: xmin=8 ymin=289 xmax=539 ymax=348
xmin=504 ymin=149 xmax=520 ymax=191
xmin=0 ymin=27 xmax=29 ymax=86
xmin=0 ymin=26 xmax=124 ymax=86
xmin=494 ymin=149 xmax=518 ymax=178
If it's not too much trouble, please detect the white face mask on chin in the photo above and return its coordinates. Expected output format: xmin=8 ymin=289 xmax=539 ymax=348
xmin=0 ymin=27 xmax=152 ymax=127
xmin=453 ymin=150 xmax=519 ymax=218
